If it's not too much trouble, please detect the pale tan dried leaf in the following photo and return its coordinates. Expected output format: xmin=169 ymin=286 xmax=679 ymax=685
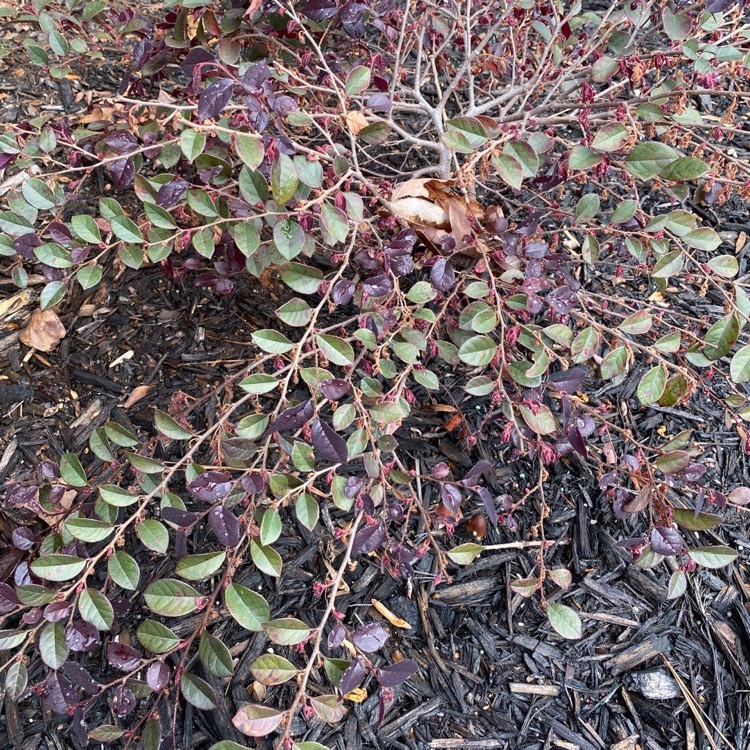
xmin=345 ymin=110 xmax=369 ymax=135
xmin=19 ymin=309 xmax=66 ymax=352
xmin=123 ymin=385 xmax=154 ymax=410
xmin=372 ymin=598 xmax=412 ymax=630
xmin=389 ymin=197 xmax=450 ymax=229
xmin=736 ymin=231 xmax=747 ymax=253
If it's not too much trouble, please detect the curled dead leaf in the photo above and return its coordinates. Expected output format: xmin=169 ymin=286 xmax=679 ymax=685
xmin=345 ymin=110 xmax=369 ymax=135
xmin=20 ymin=309 xmax=66 ymax=352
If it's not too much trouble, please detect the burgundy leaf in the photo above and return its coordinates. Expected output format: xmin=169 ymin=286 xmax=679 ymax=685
xmin=327 ymin=622 xmax=346 ymax=651
xmin=441 ymin=484 xmax=462 ymax=515
xmin=431 ymin=462 xmax=450 ymax=479
xmin=476 ymin=487 xmax=498 ymax=528
xmin=66 ymin=621 xmax=99 ymax=652
xmin=362 ymin=272 xmax=393 ymax=297
xmin=546 ymin=286 xmax=578 ymax=314
xmin=188 ymin=470 xmax=233 ymax=501
xmin=352 ymin=523 xmax=386 ymax=555
xmin=462 ymin=460 xmax=491 ymax=487
xmin=650 ymin=526 xmax=684 ymax=556
xmin=107 ymin=642 xmax=143 ymax=671
xmin=240 ymin=61 xmax=271 ymax=92
xmin=366 ymin=93 xmax=392 ymax=113
xmin=351 ymin=622 xmax=388 ymax=652
xmin=208 ymin=505 xmax=241 ymax=547
xmin=567 ymin=425 xmax=587 ymax=459
xmin=241 ymin=472 xmax=266 ymax=495
xmin=0 ymin=582 xmax=19 ymax=613
xmin=339 ymin=656 xmax=366 ymax=696
xmin=61 ymin=662 xmax=100 ymax=695
xmin=331 ymin=279 xmax=356 ymax=305
xmin=132 ymin=39 xmax=153 ymax=71
xmin=111 ymin=685 xmax=136 ymax=717
xmin=706 ymin=0 xmax=737 ymax=10
xmin=430 ymin=258 xmax=455 ymax=292
xmin=378 ymin=659 xmax=418 ymax=687
xmin=156 ymin=178 xmax=189 ymax=209
xmin=161 ymin=507 xmax=199 ymax=527
xmin=300 ymin=0 xmax=339 ymax=22
xmin=340 ymin=1 xmax=367 ymax=38
xmin=198 ymin=78 xmax=235 ymax=121
xmin=345 ymin=476 xmax=364 ymax=498
xmin=109 ymin=157 xmax=135 ymax=192
xmin=311 ymin=419 xmax=348 ymax=464
xmin=43 ymin=672 xmax=76 ymax=714
xmin=46 ymin=223 xmax=72 ymax=245
xmin=549 ymin=367 xmax=586 ymax=393
xmin=181 ymin=47 xmax=214 ymax=77
xmin=104 ymin=130 xmax=138 ymax=154
xmin=147 ymin=662 xmax=170 ymax=692
xmin=318 ymin=379 xmax=350 ymax=400
xmin=44 ymin=601 xmax=71 ymax=622
xmin=266 ymin=400 xmax=315 ymax=434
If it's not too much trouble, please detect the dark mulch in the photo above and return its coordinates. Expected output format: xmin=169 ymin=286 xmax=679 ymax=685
xmin=2 ymin=39 xmax=750 ymax=750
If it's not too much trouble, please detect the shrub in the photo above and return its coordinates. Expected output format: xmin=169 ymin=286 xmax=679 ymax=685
xmin=1 ymin=0 xmax=749 ymax=746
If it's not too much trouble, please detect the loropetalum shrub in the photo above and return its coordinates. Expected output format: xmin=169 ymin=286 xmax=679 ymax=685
xmin=2 ymin=0 xmax=750 ymax=745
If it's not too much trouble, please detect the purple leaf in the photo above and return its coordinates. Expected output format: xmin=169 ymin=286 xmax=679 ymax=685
xmin=300 ymin=0 xmax=339 ymax=22
xmin=339 ymin=656 xmax=366 ymax=696
xmin=189 ymin=470 xmax=233 ymax=501
xmin=441 ymin=484 xmax=462 ymax=515
xmin=107 ymin=642 xmax=143 ymax=671
xmin=318 ymin=379 xmax=350 ymax=400
xmin=156 ymin=178 xmax=189 ymax=209
xmin=240 ymin=61 xmax=271 ymax=92
xmin=345 ymin=476 xmax=364 ymax=498
xmin=44 ymin=601 xmax=71 ymax=622
xmin=366 ymin=93 xmax=392 ymax=113
xmin=352 ymin=523 xmax=386 ymax=555
xmin=111 ymin=685 xmax=136 ymax=717
xmin=181 ymin=47 xmax=214 ymax=76
xmin=378 ymin=659 xmax=418 ymax=687
xmin=351 ymin=622 xmax=388 ymax=652
xmin=706 ymin=0 xmax=738 ymax=10
xmin=462 ymin=460 xmax=490 ymax=487
xmin=132 ymin=39 xmax=153 ymax=71
xmin=209 ymin=505 xmax=241 ymax=547
xmin=432 ymin=462 xmax=450 ymax=479
xmin=197 ymin=78 xmax=235 ymax=122
xmin=241 ymin=472 xmax=266 ymax=495
xmin=566 ymin=425 xmax=587 ymax=459
xmin=476 ymin=486 xmax=498 ymax=528
xmin=340 ymin=1 xmax=367 ymax=38
xmin=546 ymin=286 xmax=579 ymax=314
xmin=147 ymin=662 xmax=170 ymax=692
xmin=46 ymin=223 xmax=72 ymax=246
xmin=311 ymin=419 xmax=348 ymax=464
xmin=331 ymin=279 xmax=356 ymax=305
xmin=362 ymin=273 xmax=393 ymax=297
xmin=650 ymin=526 xmax=684 ymax=556
xmin=267 ymin=400 xmax=315 ymax=434
xmin=43 ymin=672 xmax=76 ymax=714
xmin=161 ymin=507 xmax=199 ymax=527
xmin=430 ymin=258 xmax=455 ymax=292
xmin=104 ymin=131 xmax=138 ymax=154
xmin=110 ymin=157 xmax=135 ymax=192
xmin=61 ymin=662 xmax=100 ymax=695
xmin=327 ymin=622 xmax=346 ymax=651
xmin=66 ymin=621 xmax=99 ymax=652
xmin=0 ymin=582 xmax=19 ymax=613
xmin=549 ymin=367 xmax=586 ymax=393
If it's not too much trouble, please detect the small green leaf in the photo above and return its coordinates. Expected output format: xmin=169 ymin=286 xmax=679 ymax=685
xmin=181 ymin=673 xmax=217 ymax=710
xmin=76 ymin=265 xmax=102 ymax=290
xmin=447 ymin=543 xmax=482 ymax=565
xmin=137 ymin=619 xmax=181 ymax=653
xmin=181 ymin=130 xmax=206 ymax=162
xmin=39 ymin=622 xmax=68 ymax=669
xmin=225 ymin=584 xmax=270 ymax=631
xmin=154 ymin=410 xmax=194 ymax=440
xmin=109 ymin=551 xmax=140 ymax=590
xmin=199 ymin=633 xmax=235 ymax=677
xmin=250 ymin=540 xmax=282 ymax=577
xmin=137 ymin=519 xmax=170 ymax=554
xmin=235 ymin=133 xmax=264 ymax=170
xmin=31 ymin=554 xmax=86 ymax=581
xmin=175 ymin=551 xmax=226 ymax=581
xmin=546 ymin=603 xmax=582 ymax=639
xmin=71 ymin=214 xmax=102 ymax=244
xmin=689 ymin=546 xmax=738 ymax=569
xmin=79 ymin=588 xmax=114 ymax=630
xmin=251 ymin=654 xmax=297 ymax=685
xmin=316 ymin=334 xmax=355 ymax=366
xmin=637 ymin=365 xmax=667 ymax=405
xmin=592 ymin=123 xmax=629 ymax=152
xmin=144 ymin=579 xmax=200 ymax=617
xmin=271 ymin=153 xmax=299 ymax=205
xmin=59 ymin=453 xmax=87 ymax=487
xmin=260 ymin=508 xmax=282 ymax=546
xmin=109 ymin=215 xmax=144 ymax=244
xmin=661 ymin=156 xmax=708 ymax=181
xmin=345 ymin=66 xmax=371 ymax=96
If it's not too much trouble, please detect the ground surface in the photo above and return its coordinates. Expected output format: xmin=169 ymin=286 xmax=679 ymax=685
xmin=2 ymin=38 xmax=750 ymax=750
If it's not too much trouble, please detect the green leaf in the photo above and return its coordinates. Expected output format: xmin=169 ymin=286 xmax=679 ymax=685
xmin=99 ymin=484 xmax=140 ymax=507
xmin=0 ymin=630 xmax=27 ymax=650
xmin=109 ymin=215 xmax=143 ymax=244
xmin=568 ymin=146 xmax=602 ymax=170
xmin=546 ymin=603 xmax=582 ymax=639
xmin=619 ymin=310 xmax=652 ymax=334
xmin=575 ymin=194 xmax=600 ymax=223
xmin=79 ymin=588 xmax=114 ymax=630
xmin=707 ymin=254 xmax=738 ymax=278
xmin=661 ymin=156 xmax=708 ymax=181
xmin=518 ymin=403 xmax=557 ymax=434
xmin=34 ymin=243 xmax=72 ymax=269
xmin=59 ymin=453 xmax=87 ymax=487
xmin=250 ymin=654 xmax=297 ymax=685
xmin=40 ymin=281 xmax=66 ymax=310
xmin=281 ymin=263 xmax=324 ymax=294
xmin=688 ymin=546 xmax=738 ymax=569
xmin=137 ymin=619 xmax=181 ymax=653
xmin=252 ymin=329 xmax=295 ymax=354
xmin=592 ymin=123 xmax=629 ymax=152
xmin=22 ymin=178 xmax=56 ymax=210
xmin=493 ymin=153 xmax=523 ymax=190
xmin=320 ymin=203 xmax=349 ymax=244
xmin=64 ymin=518 xmax=114 ymax=543
xmin=154 ymin=410 xmax=193 ymax=440
xmin=30 ymin=554 xmax=86 ymax=581
xmin=316 ymin=334 xmax=355 ymax=366
xmin=731 ymin=345 xmax=750 ymax=383
xmin=199 ymin=633 xmax=234 ymax=677
xmin=250 ymin=540 xmax=282 ymax=577
xmin=109 ymin=551 xmax=140 ymax=590
xmin=124 ymin=452 xmax=164 ymax=474
xmin=271 ymin=153 xmax=299 ymax=204
xmin=181 ymin=673 xmax=217 ymax=710
xmin=702 ymin=314 xmax=739 ymax=360
xmin=226 ymin=584 xmax=270 ymax=631
xmin=176 ymin=551 xmax=226 ymax=581
xmin=137 ymin=520 xmax=169 ymax=553
xmin=672 ymin=507 xmax=722 ymax=531
xmin=231 ymin=704 xmax=284 ymax=737
xmin=651 ymin=250 xmax=683 ymax=278
xmin=447 ymin=543 xmax=482 ymax=565
xmin=39 ymin=622 xmax=68 ymax=670
xmin=458 ymin=335 xmax=496 ymax=366
xmin=625 ymin=141 xmax=679 ymax=179
xmin=263 ymin=618 xmax=311 ymax=646
xmin=667 ymin=570 xmax=687 ymax=600
xmin=89 ymin=726 xmax=125 ymax=742
xmin=345 ymin=65 xmax=371 ymax=96
xmin=235 ymin=133 xmax=264 ymax=170
xmin=503 ymin=140 xmax=539 ymax=178
xmin=144 ymin=579 xmax=200 ymax=617
xmin=260 ymin=508 xmax=282 ymax=546
xmin=76 ymin=265 xmax=102 ymax=290
xmin=683 ymin=227 xmax=721 ymax=251
xmin=637 ymin=365 xmax=667 ymax=405
xmin=239 ymin=374 xmax=279 ymax=394
xmin=662 ymin=7 xmax=692 ymax=41
xmin=181 ymin=130 xmax=206 ymax=162
xmin=295 ymin=493 xmax=319 ymax=531
xmin=5 ymin=661 xmax=28 ymax=701
xmin=276 ymin=298 xmax=313 ymax=327
xmin=273 ymin=218 xmax=305 ymax=261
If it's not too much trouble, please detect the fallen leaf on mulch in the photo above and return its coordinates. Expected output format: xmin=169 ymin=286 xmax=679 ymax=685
xmin=19 ymin=308 xmax=66 ymax=352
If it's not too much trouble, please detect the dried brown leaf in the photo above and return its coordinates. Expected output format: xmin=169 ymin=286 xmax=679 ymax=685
xmin=20 ymin=309 xmax=66 ymax=352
